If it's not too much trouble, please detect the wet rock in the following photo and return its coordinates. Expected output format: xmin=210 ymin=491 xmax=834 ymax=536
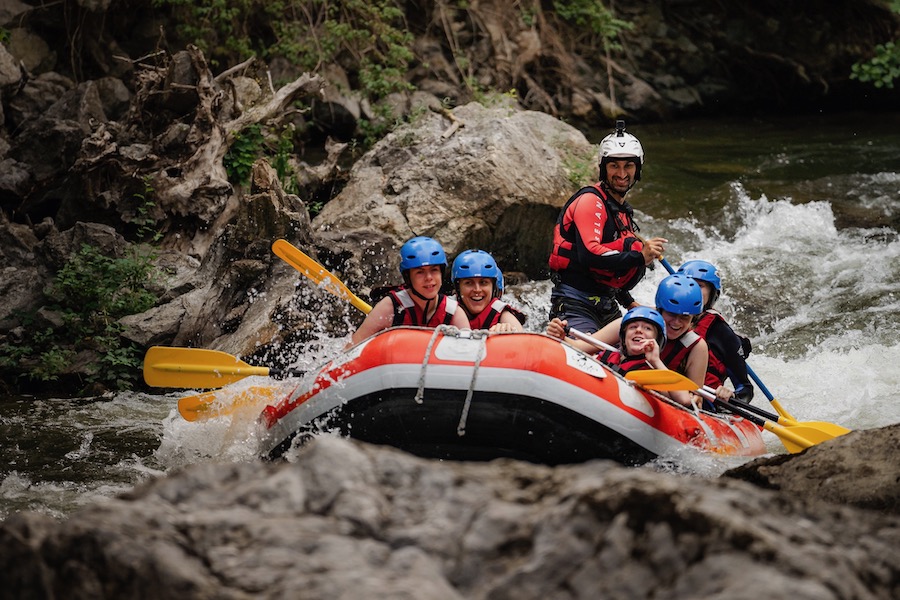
xmin=1 ymin=429 xmax=898 ymax=599
xmin=312 ymin=99 xmax=593 ymax=286
xmin=725 ymin=422 xmax=900 ymax=515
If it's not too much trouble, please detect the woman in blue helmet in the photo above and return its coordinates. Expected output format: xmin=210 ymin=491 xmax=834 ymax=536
xmin=347 ymin=236 xmax=469 ymax=347
xmin=654 ymin=273 xmax=711 ymax=407
xmin=677 ymin=260 xmax=754 ymax=403
xmin=451 ymin=249 xmax=526 ymax=332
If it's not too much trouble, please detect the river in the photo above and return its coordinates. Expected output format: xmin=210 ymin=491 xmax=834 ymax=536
xmin=2 ymin=110 xmax=898 ymax=520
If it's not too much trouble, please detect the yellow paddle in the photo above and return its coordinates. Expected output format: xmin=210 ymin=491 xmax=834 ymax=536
xmin=143 ymin=346 xmax=302 ymax=389
xmin=702 ymin=385 xmax=851 ymax=437
xmin=272 ymin=238 xmax=373 ymax=314
xmin=565 ymin=327 xmax=849 ymax=453
xmin=177 ymin=385 xmax=282 ymax=422
xmin=157 ymin=239 xmax=371 ymax=420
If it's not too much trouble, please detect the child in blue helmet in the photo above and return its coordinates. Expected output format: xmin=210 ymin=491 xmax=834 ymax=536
xmin=597 ymin=306 xmax=667 ymax=371
xmin=548 ymin=273 xmax=709 ymax=408
xmin=347 ymin=236 xmax=470 ymax=347
xmin=677 ymin=260 xmax=754 ymax=403
xmin=451 ymin=249 xmax=526 ymax=333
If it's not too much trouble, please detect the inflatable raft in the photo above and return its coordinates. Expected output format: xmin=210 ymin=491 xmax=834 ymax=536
xmin=255 ymin=326 xmax=766 ymax=465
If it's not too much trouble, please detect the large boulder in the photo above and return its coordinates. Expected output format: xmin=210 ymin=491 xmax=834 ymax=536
xmin=1 ymin=425 xmax=898 ymax=599
xmin=312 ymin=99 xmax=594 ymax=292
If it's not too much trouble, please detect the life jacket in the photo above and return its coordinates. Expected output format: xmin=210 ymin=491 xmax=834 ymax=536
xmin=389 ymin=289 xmax=459 ymax=327
xmin=465 ymin=298 xmax=527 ymax=330
xmin=693 ymin=311 xmax=728 ymax=388
xmin=659 ymin=330 xmax=702 ymax=374
xmin=598 ymin=349 xmax=653 ymax=374
xmin=548 ymin=185 xmax=644 ymax=294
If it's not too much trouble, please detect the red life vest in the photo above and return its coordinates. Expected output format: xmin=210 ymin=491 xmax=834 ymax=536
xmin=693 ymin=311 xmax=728 ymax=388
xmin=465 ymin=299 xmax=527 ymax=330
xmin=389 ymin=289 xmax=459 ymax=327
xmin=548 ymin=185 xmax=644 ymax=293
xmin=598 ymin=349 xmax=653 ymax=374
xmin=659 ymin=330 xmax=702 ymax=374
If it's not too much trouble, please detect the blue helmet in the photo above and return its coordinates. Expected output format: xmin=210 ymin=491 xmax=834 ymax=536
xmin=399 ymin=236 xmax=447 ymax=272
xmin=620 ymin=306 xmax=666 ymax=350
xmin=655 ymin=273 xmax=703 ymax=316
xmin=677 ymin=259 xmax=721 ymax=308
xmin=451 ymin=249 xmax=503 ymax=297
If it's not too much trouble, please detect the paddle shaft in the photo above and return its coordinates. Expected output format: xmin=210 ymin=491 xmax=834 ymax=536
xmin=565 ymin=326 xmax=619 ymax=354
xmin=272 ymin=239 xmax=373 ymax=314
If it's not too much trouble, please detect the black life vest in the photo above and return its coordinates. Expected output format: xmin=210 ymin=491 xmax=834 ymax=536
xmin=548 ymin=185 xmax=644 ymax=293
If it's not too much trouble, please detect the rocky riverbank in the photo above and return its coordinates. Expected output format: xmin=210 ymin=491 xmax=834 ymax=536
xmin=2 ymin=424 xmax=898 ymax=598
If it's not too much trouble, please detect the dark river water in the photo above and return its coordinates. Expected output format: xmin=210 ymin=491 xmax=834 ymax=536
xmin=2 ymin=110 xmax=898 ymax=520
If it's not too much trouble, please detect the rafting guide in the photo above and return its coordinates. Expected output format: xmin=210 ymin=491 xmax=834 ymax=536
xmin=548 ymin=120 xmax=667 ymax=334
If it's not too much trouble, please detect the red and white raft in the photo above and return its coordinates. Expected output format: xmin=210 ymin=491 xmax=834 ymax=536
xmin=257 ymin=326 xmax=766 ymax=465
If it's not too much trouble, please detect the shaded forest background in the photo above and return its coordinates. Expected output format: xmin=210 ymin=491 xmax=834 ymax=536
xmin=0 ymin=0 xmax=898 ymax=395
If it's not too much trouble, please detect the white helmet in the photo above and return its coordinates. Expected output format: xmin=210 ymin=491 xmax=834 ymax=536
xmin=598 ymin=120 xmax=644 ymax=182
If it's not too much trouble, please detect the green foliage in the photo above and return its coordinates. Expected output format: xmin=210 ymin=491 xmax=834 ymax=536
xmin=224 ymin=123 xmax=303 ymax=191
xmin=0 ymin=244 xmax=162 ymax=392
xmin=224 ymin=123 xmax=264 ymax=185
xmin=272 ymin=125 xmax=300 ymax=195
xmin=552 ymin=0 xmax=633 ymax=48
xmin=852 ymin=41 xmax=900 ymax=89
xmin=154 ymin=0 xmax=415 ymax=100
xmin=50 ymin=244 xmax=158 ymax=317
xmin=851 ymin=1 xmax=900 ymax=89
xmin=564 ymin=146 xmax=599 ymax=188
xmin=132 ymin=176 xmax=162 ymax=242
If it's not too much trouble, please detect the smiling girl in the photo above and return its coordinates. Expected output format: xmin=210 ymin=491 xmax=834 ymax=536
xmin=451 ymin=249 xmax=525 ymax=333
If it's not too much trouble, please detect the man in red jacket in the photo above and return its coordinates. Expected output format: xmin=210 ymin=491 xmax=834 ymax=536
xmin=548 ymin=120 xmax=667 ymax=333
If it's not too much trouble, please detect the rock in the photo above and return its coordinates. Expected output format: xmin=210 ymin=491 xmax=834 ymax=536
xmin=0 ymin=42 xmax=22 ymax=89
xmin=5 ymin=27 xmax=55 ymax=74
xmin=1 ymin=430 xmax=898 ymax=599
xmin=724 ymin=422 xmax=900 ymax=515
xmin=312 ymin=99 xmax=594 ymax=287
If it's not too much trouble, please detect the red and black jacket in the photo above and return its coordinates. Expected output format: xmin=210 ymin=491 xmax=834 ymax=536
xmin=548 ymin=185 xmax=646 ymax=296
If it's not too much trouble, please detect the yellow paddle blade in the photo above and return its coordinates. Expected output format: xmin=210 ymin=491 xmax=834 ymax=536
xmin=272 ymin=239 xmax=373 ymax=314
xmin=779 ymin=418 xmax=852 ymax=436
xmin=760 ymin=420 xmax=836 ymax=454
xmin=625 ymin=369 xmax=699 ymax=391
xmin=143 ymin=346 xmax=270 ymax=388
xmin=178 ymin=385 xmax=280 ymax=422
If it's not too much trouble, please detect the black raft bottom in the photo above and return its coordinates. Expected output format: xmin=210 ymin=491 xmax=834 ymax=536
xmin=266 ymin=388 xmax=656 ymax=467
